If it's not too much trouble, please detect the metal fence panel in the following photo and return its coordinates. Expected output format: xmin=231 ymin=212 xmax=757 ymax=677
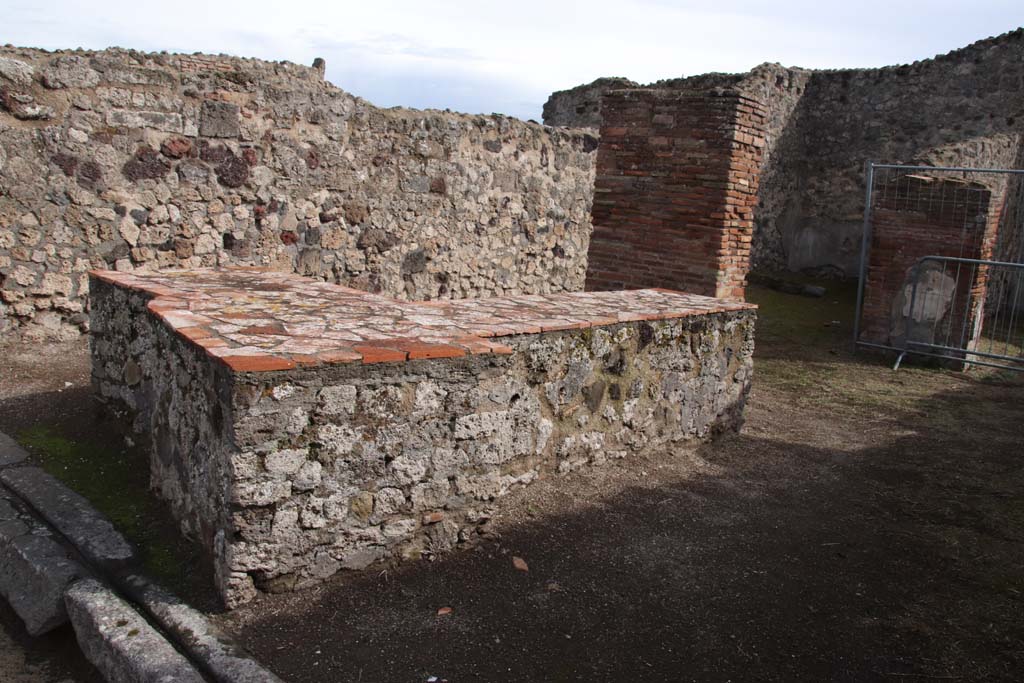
xmin=853 ymin=163 xmax=1024 ymax=372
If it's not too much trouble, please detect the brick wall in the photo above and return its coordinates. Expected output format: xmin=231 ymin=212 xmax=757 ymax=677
xmin=585 ymin=88 xmax=766 ymax=300
xmin=547 ymin=29 xmax=1024 ymax=277
xmin=859 ymin=175 xmax=1002 ymax=350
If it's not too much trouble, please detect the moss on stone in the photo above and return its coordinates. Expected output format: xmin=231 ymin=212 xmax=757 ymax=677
xmin=15 ymin=425 xmax=208 ymax=601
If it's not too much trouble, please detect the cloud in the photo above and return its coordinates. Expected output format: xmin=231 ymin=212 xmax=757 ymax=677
xmin=3 ymin=0 xmax=1022 ymax=120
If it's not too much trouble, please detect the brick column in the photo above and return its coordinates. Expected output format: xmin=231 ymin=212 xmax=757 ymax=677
xmin=585 ymin=88 xmax=767 ymax=300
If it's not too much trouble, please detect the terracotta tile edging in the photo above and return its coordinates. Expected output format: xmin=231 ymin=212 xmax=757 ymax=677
xmin=90 ymin=268 xmax=757 ymax=374
xmin=220 ymin=355 xmax=298 ymax=372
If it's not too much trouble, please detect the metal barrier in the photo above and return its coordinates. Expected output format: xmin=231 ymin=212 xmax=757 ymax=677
xmin=892 ymin=256 xmax=1024 ymax=371
xmin=853 ymin=163 xmax=1024 ymax=372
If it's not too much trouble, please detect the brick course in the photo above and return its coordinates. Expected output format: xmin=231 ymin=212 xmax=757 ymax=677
xmin=586 ymin=88 xmax=766 ymax=300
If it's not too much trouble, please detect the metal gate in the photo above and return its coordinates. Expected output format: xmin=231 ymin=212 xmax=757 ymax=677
xmin=853 ymin=163 xmax=1024 ymax=372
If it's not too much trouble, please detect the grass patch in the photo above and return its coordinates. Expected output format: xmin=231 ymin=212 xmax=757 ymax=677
xmin=746 ymin=277 xmax=1024 ymax=423
xmin=747 ymin=283 xmax=857 ymax=350
xmin=17 ymin=425 xmax=207 ymax=598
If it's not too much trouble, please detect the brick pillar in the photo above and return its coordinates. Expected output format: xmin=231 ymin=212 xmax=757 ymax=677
xmin=859 ymin=175 xmax=1003 ymax=354
xmin=585 ymin=88 xmax=767 ymax=300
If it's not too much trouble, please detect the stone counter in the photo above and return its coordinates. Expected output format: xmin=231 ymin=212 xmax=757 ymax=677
xmin=89 ymin=268 xmax=755 ymax=606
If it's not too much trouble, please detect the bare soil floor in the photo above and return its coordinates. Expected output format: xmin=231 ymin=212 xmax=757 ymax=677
xmin=219 ymin=282 xmax=1024 ymax=682
xmin=1 ymin=280 xmax=1022 ymax=681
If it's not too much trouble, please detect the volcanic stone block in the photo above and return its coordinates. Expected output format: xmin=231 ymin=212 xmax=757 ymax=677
xmin=0 ymin=432 xmax=28 ymax=468
xmin=0 ymin=466 xmax=136 ymax=570
xmin=0 ymin=530 xmax=84 ymax=635
xmin=0 ymin=57 xmax=34 ymax=86
xmin=200 ymin=100 xmax=241 ymax=138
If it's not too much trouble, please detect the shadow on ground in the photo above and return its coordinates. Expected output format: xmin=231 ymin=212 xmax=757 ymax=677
xmin=218 ymin=281 xmax=1024 ymax=682
xmin=0 ymin=598 xmax=102 ymax=683
xmin=2 ymin=284 xmax=1022 ymax=682
xmin=219 ymin=381 xmax=1023 ymax=681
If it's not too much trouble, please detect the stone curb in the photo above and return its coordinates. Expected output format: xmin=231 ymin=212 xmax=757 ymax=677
xmin=0 ymin=490 xmax=88 ymax=635
xmin=0 ymin=465 xmax=137 ymax=571
xmin=65 ymin=578 xmax=207 ymax=683
xmin=120 ymin=574 xmax=285 ymax=683
xmin=0 ymin=431 xmax=29 ymax=468
xmin=0 ymin=431 xmax=284 ymax=682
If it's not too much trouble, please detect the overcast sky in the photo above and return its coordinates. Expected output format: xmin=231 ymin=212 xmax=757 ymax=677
xmin=5 ymin=1 xmax=1022 ymax=120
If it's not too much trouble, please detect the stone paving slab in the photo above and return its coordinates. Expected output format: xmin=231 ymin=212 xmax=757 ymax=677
xmin=0 ymin=533 xmax=86 ymax=636
xmin=0 ymin=467 xmax=136 ymax=571
xmin=65 ymin=578 xmax=206 ymax=683
xmin=91 ymin=267 xmax=756 ymax=372
xmin=0 ymin=432 xmax=29 ymax=468
xmin=0 ymin=487 xmax=87 ymax=636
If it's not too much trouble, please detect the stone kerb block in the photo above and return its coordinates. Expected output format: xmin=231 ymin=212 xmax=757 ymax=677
xmin=0 ymin=466 xmax=137 ymax=571
xmin=0 ymin=432 xmax=29 ymax=468
xmin=0 ymin=531 xmax=85 ymax=635
xmin=65 ymin=578 xmax=206 ymax=683
xmin=0 ymin=489 xmax=87 ymax=636
xmin=90 ymin=268 xmax=756 ymax=607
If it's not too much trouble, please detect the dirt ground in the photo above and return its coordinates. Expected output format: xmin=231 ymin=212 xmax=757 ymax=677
xmin=1 ymin=281 xmax=1022 ymax=681
xmin=217 ymin=282 xmax=1024 ymax=682
xmin=0 ymin=598 xmax=101 ymax=683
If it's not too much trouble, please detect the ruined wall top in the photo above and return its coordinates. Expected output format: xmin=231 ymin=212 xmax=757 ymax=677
xmin=541 ymin=77 xmax=638 ymax=128
xmin=542 ymin=27 xmax=1024 ymax=276
xmin=544 ymin=27 xmax=1024 ymax=127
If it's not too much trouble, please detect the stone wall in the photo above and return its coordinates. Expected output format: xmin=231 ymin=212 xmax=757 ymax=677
xmin=0 ymin=47 xmax=598 ymax=340
xmin=542 ymin=77 xmax=638 ymax=128
xmin=544 ymin=29 xmax=1024 ymax=276
xmin=89 ymin=269 xmax=755 ymax=606
xmin=586 ymin=88 xmax=766 ymax=299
